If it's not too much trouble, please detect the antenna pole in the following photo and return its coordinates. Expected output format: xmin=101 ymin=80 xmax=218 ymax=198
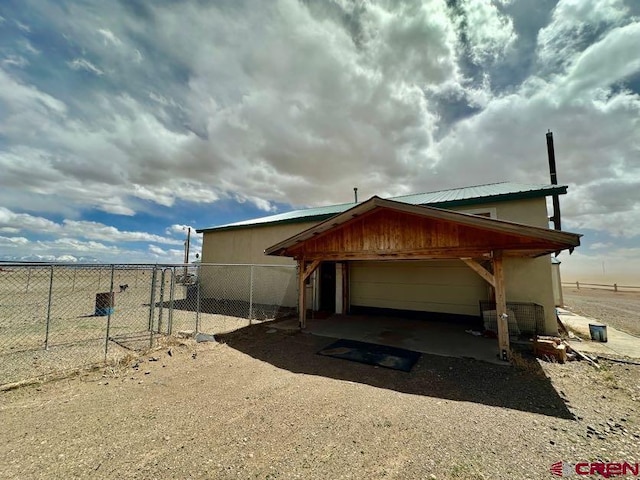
xmin=546 ymin=131 xmax=561 ymax=231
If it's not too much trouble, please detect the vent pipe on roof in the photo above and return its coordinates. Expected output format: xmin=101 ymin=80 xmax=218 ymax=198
xmin=546 ymin=130 xmax=562 ymax=231
xmin=354 ymin=187 xmax=358 ymax=203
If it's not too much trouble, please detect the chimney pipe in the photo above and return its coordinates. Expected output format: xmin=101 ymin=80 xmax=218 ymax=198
xmin=546 ymin=130 xmax=561 ymax=231
xmin=354 ymin=187 xmax=358 ymax=203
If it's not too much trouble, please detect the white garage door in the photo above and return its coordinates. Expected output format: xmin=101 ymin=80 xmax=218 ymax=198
xmin=350 ymin=260 xmax=488 ymax=317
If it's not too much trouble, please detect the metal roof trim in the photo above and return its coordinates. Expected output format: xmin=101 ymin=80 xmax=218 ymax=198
xmin=197 ymin=183 xmax=568 ymax=234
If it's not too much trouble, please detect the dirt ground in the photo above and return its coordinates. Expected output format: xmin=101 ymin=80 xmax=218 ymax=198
xmin=1 ymin=325 xmax=639 ymax=480
xmin=563 ymin=287 xmax=640 ymax=337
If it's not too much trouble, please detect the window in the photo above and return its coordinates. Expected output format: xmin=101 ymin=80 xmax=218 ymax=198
xmin=460 ymin=207 xmax=497 ymax=219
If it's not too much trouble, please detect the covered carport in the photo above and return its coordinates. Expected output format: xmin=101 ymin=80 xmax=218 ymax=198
xmin=265 ymin=197 xmax=581 ymax=361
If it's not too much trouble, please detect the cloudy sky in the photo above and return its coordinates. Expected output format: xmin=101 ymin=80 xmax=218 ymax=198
xmin=0 ymin=0 xmax=639 ymax=281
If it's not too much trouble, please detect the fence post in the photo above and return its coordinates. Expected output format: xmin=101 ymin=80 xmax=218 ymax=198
xmin=249 ymin=265 xmax=254 ymax=325
xmin=148 ymin=267 xmax=158 ymax=348
xmin=168 ymin=267 xmax=175 ymax=335
xmin=44 ymin=265 xmax=54 ymax=350
xmin=104 ymin=265 xmax=115 ymax=361
xmin=614 ymin=283 xmax=618 ymax=292
xmin=25 ymin=267 xmax=32 ymax=293
xmin=158 ymin=269 xmax=166 ymax=335
xmin=576 ymin=281 xmax=579 ymax=290
xmin=195 ymin=264 xmax=201 ymax=333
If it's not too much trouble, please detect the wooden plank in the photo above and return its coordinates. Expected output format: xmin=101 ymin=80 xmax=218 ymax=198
xmin=492 ymin=250 xmax=510 ymax=361
xmin=294 ymin=249 xmax=494 ymax=262
xmin=461 ymin=258 xmax=495 ymax=287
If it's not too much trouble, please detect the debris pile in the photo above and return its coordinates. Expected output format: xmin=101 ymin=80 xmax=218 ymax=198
xmin=533 ymin=335 xmax=600 ymax=368
xmin=533 ymin=336 xmax=568 ymax=363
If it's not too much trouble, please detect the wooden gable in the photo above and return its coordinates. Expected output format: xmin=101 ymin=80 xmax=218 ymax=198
xmin=278 ymin=208 xmax=576 ymax=261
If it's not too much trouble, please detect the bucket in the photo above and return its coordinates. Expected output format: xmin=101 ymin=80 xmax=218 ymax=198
xmin=95 ymin=292 xmax=115 ymax=316
xmin=589 ymin=323 xmax=608 ymax=342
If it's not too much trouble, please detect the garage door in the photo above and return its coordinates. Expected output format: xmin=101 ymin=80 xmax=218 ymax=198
xmin=350 ymin=260 xmax=488 ymax=317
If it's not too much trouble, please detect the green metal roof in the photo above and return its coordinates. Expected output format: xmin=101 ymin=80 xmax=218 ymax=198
xmin=196 ymin=182 xmax=567 ymax=233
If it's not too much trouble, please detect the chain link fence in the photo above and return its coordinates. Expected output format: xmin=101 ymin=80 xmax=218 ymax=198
xmin=0 ymin=262 xmax=297 ymax=387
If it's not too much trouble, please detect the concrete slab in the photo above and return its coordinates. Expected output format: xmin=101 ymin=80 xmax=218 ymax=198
xmin=273 ymin=314 xmax=507 ymax=365
xmin=558 ymin=308 xmax=640 ymax=360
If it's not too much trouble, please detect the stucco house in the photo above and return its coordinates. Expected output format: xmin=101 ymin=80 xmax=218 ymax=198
xmin=197 ymin=182 xmax=580 ymax=357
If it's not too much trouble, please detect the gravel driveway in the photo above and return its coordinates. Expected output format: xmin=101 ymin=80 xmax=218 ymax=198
xmin=1 ymin=325 xmax=638 ymax=480
xmin=563 ymin=287 xmax=640 ymax=337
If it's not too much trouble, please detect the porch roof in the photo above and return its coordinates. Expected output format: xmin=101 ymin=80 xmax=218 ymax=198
xmin=265 ymin=196 xmax=581 ymax=261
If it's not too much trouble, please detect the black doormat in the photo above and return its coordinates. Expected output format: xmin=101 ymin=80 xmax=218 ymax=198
xmin=317 ymin=339 xmax=421 ymax=372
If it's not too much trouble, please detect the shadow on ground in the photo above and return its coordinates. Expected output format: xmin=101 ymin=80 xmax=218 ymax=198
xmin=156 ymin=298 xmax=295 ymax=321
xmin=217 ymin=322 xmax=575 ymax=420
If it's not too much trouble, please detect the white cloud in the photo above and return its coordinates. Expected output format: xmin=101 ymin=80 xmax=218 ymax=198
xmin=148 ymin=244 xmax=167 ymax=256
xmin=536 ymin=0 xmax=629 ymax=73
xmin=0 ymin=235 xmax=29 ymax=247
xmin=15 ymin=20 xmax=30 ymax=32
xmin=2 ymin=55 xmax=29 ymax=68
xmin=97 ymin=28 xmax=122 ymax=46
xmin=0 ymin=1 xmax=639 ymax=276
xmin=0 ymin=207 xmax=182 ymax=245
xmin=148 ymin=244 xmax=184 ymax=262
xmin=0 ymin=207 xmax=59 ymax=231
xmin=456 ymin=0 xmax=517 ymax=65
xmin=67 ymin=58 xmax=104 ymax=75
xmin=561 ymin=23 xmax=640 ymax=96
xmin=0 ymin=68 xmax=66 ymax=115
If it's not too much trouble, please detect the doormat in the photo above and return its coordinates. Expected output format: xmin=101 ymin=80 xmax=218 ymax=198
xmin=318 ymin=339 xmax=421 ymax=372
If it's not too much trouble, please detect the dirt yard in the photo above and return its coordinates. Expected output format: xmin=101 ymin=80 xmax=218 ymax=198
xmin=1 ymin=325 xmax=639 ymax=480
xmin=563 ymin=287 xmax=640 ymax=337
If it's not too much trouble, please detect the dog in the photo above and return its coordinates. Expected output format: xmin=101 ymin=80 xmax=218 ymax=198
xmin=119 ymin=284 xmax=129 ymax=293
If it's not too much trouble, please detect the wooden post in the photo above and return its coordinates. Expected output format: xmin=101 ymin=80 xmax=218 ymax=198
xmin=342 ymin=261 xmax=349 ymax=314
xmin=298 ymin=259 xmax=306 ymax=329
xmin=492 ymin=250 xmax=510 ymax=361
xmin=297 ymin=258 xmax=321 ymax=328
xmin=614 ymin=283 xmax=618 ymax=293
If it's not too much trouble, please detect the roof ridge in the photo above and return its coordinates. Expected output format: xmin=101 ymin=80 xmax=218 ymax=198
xmin=389 ymin=181 xmax=514 ymax=200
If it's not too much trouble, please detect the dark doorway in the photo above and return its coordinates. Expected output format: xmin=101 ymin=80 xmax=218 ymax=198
xmin=319 ymin=262 xmax=336 ymax=312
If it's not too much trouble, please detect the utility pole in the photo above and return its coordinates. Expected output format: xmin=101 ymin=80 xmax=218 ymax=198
xmin=184 ymin=227 xmax=191 ymax=264
xmin=183 ymin=227 xmax=191 ymax=280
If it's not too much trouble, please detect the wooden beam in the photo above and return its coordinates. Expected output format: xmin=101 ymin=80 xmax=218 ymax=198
xmin=492 ymin=250 xmax=510 ymax=361
xmin=342 ymin=261 xmax=349 ymax=314
xmin=461 ymin=258 xmax=495 ymax=287
xmin=298 ymin=258 xmax=306 ymax=329
xmin=302 ymin=259 xmax=321 ymax=281
xmin=297 ymin=259 xmax=321 ymax=329
xmin=292 ymin=249 xmax=494 ymax=262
